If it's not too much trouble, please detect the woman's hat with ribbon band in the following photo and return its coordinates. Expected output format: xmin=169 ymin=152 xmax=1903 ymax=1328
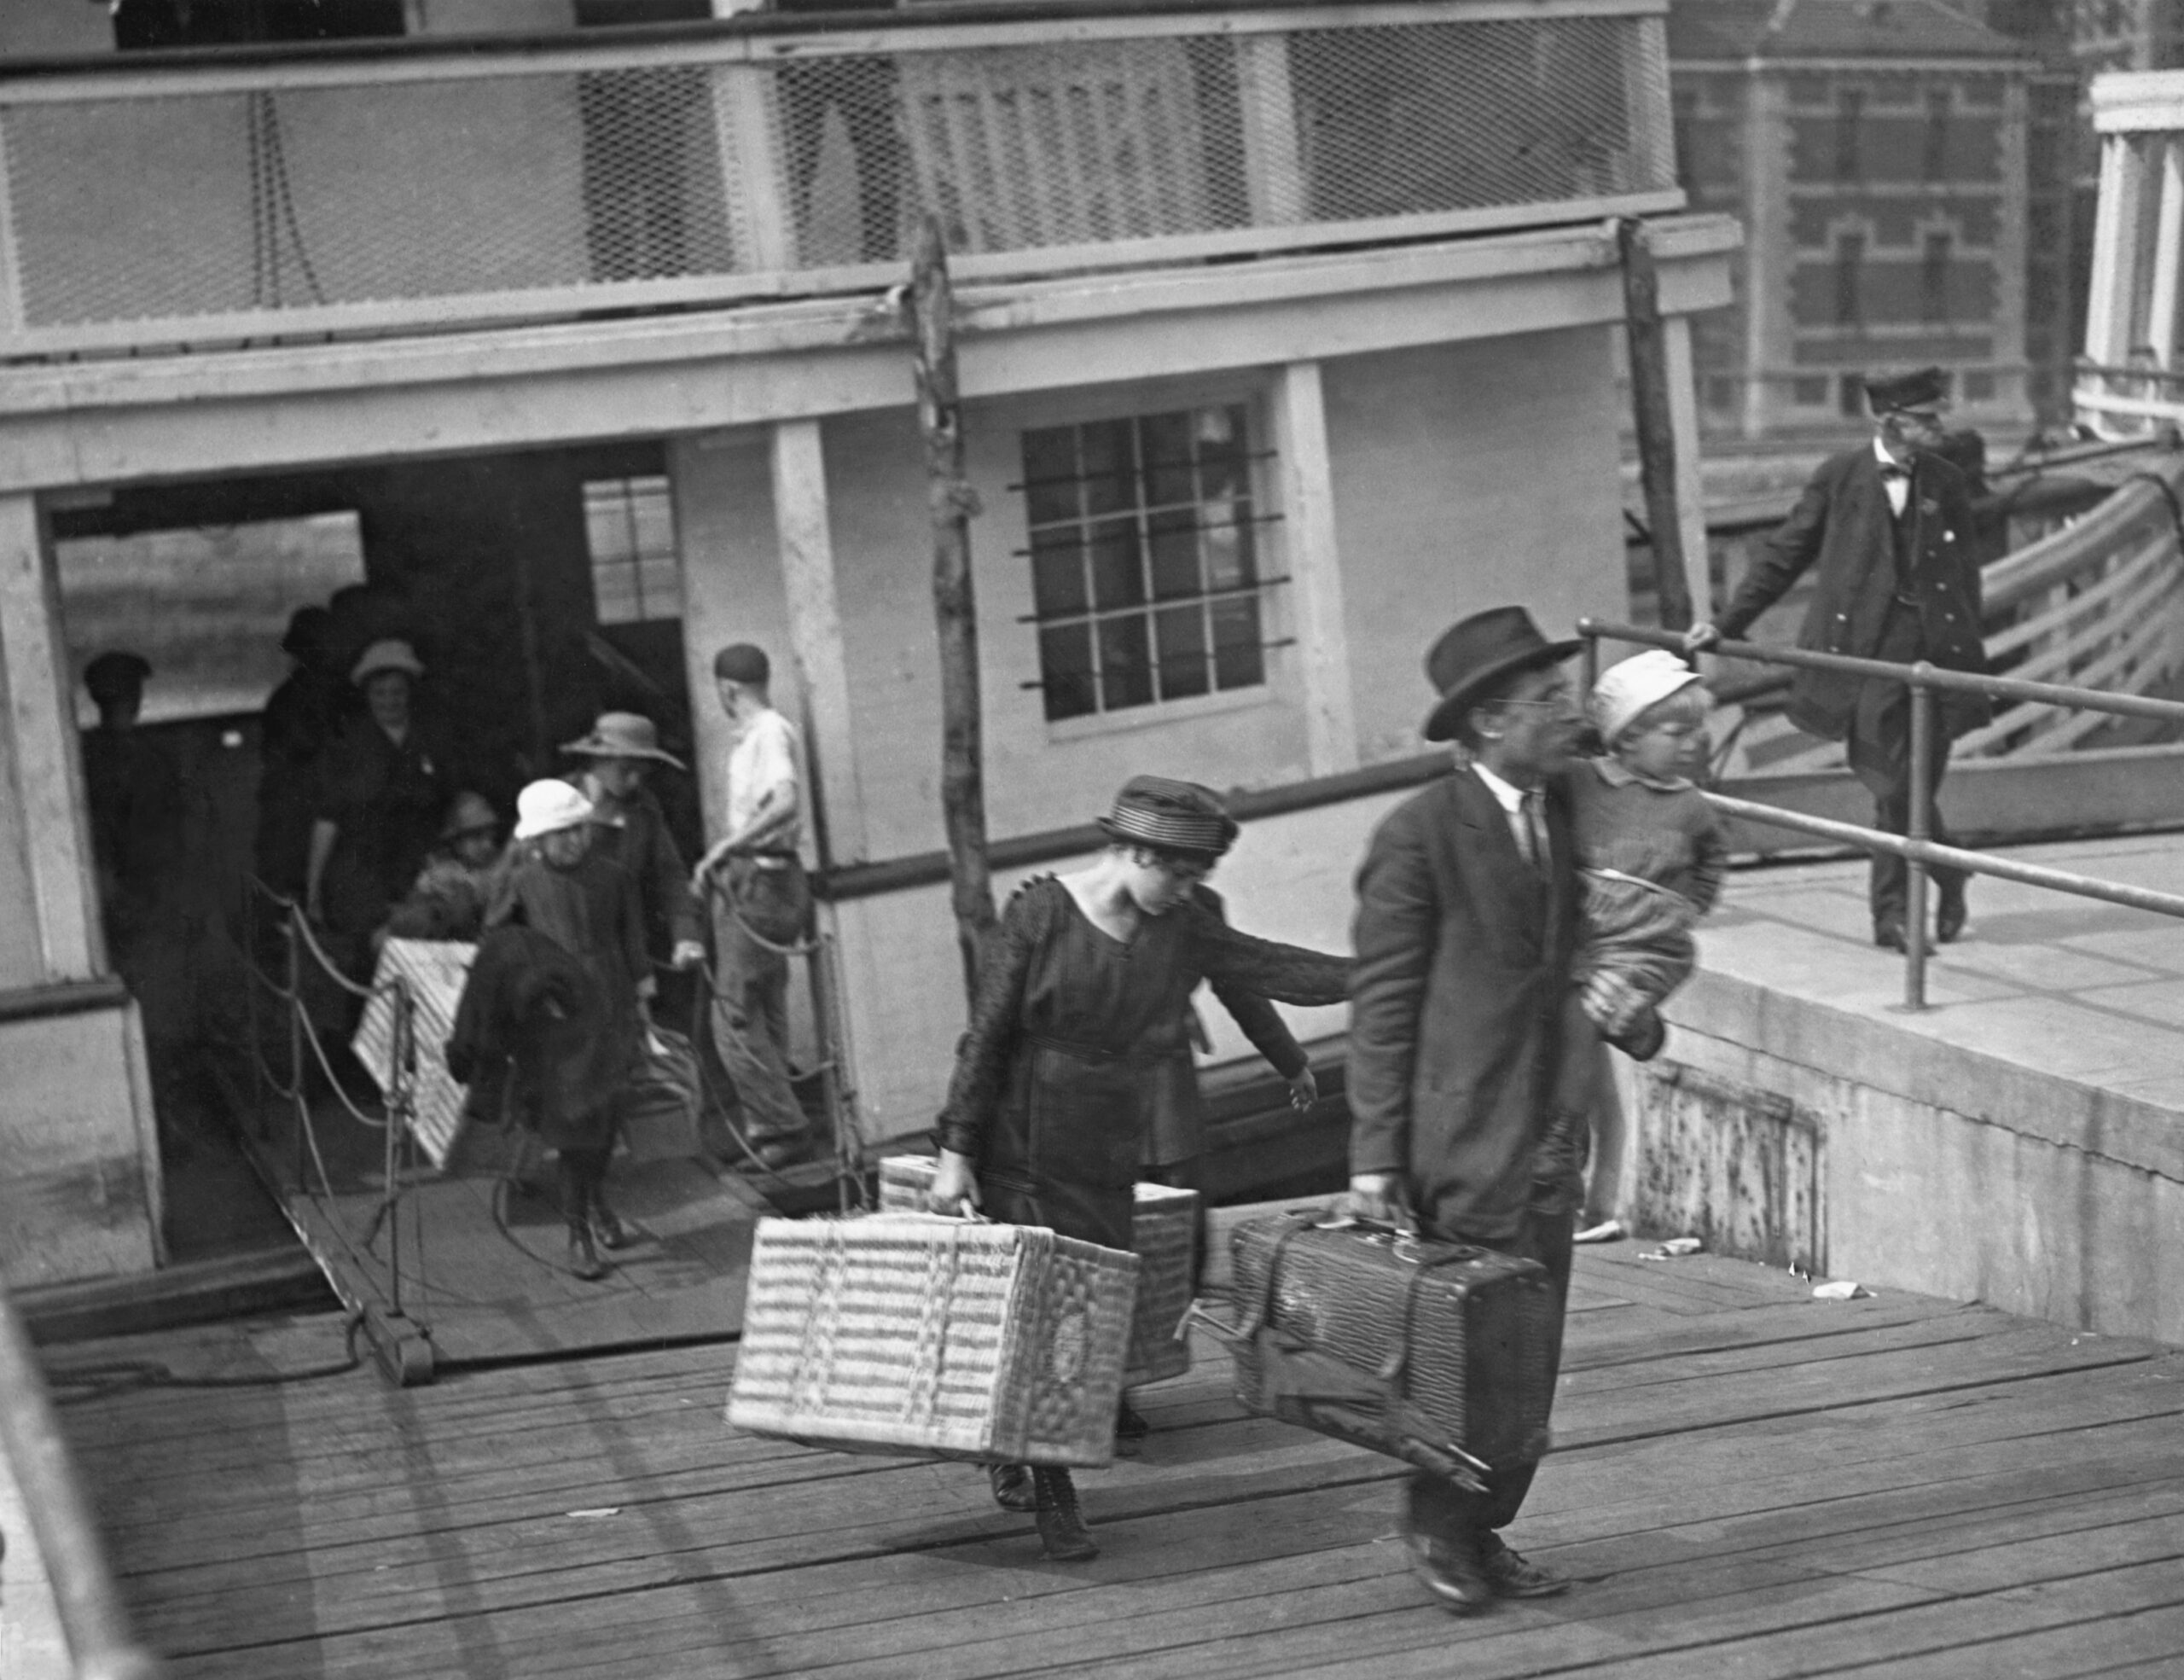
xmin=1097 ymin=775 xmax=1240 ymax=858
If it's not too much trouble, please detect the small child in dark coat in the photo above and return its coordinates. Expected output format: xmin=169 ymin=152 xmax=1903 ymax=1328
xmin=1560 ymin=650 xmax=1728 ymax=1241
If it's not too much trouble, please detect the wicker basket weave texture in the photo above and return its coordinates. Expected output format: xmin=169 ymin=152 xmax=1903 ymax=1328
xmin=877 ymin=1157 xmax=1196 ymax=1386
xmin=728 ymin=1213 xmax=1138 ymax=1467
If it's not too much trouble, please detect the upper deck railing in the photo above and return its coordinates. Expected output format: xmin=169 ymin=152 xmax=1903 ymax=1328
xmin=0 ymin=0 xmax=1678 ymax=359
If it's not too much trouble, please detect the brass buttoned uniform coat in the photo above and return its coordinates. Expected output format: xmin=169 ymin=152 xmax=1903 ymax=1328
xmin=1716 ymin=445 xmax=1991 ymax=744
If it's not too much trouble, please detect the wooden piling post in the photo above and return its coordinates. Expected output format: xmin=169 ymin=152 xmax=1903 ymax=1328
xmin=1618 ymin=217 xmax=1696 ymax=632
xmin=907 ymin=216 xmax=997 ymax=999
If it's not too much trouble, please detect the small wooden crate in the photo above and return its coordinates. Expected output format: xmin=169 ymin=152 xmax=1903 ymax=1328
xmin=879 ymin=1156 xmax=1197 ymax=1386
xmin=727 ymin=1213 xmax=1139 ymax=1468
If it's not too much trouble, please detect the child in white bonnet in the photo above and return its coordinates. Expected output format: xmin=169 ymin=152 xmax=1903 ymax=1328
xmin=1559 ymin=649 xmax=1728 ymax=1240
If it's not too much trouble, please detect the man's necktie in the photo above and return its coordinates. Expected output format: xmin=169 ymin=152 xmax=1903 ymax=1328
xmin=1519 ymin=789 xmax=1548 ymax=875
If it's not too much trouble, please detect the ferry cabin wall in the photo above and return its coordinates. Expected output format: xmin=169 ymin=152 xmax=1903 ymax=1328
xmin=742 ymin=324 xmax=1627 ymax=1141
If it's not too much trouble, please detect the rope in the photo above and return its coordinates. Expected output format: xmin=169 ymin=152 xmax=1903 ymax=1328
xmin=684 ymin=875 xmax=863 ymax=1200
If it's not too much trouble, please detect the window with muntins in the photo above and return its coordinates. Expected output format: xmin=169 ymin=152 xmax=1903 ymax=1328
xmin=584 ymin=475 xmax=681 ymax=625
xmin=1018 ymin=404 xmax=1278 ymax=724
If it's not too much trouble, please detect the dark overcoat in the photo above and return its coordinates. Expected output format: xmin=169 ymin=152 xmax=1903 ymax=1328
xmin=1716 ymin=445 xmax=1990 ymax=742
xmin=1348 ymin=767 xmax=1582 ymax=1246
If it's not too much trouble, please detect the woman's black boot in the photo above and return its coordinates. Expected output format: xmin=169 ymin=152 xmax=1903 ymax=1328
xmin=566 ymin=1222 xmax=609 ymax=1282
xmin=989 ymin=1462 xmax=1034 ymax=1512
xmin=561 ymin=1156 xmax=610 ymax=1280
xmin=590 ymin=1189 xmax=633 ymax=1250
xmin=1032 ymin=1467 xmax=1098 ymax=1561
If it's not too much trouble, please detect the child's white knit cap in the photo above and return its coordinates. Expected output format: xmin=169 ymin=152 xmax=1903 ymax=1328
xmin=1590 ymin=649 xmax=1706 ymax=744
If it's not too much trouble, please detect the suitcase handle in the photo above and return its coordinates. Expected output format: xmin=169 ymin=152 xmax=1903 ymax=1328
xmin=1176 ymin=1297 xmax=1247 ymax=1345
xmin=1310 ymin=1211 xmax=1429 ymax=1265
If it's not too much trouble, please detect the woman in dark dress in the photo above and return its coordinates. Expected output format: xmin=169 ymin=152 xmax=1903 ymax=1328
xmin=928 ymin=776 xmax=1351 ymax=1561
xmin=305 ymin=639 xmax=457 ymax=980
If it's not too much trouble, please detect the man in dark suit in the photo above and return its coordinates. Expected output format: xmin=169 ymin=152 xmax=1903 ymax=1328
xmin=1347 ymin=606 xmax=1587 ymax=1614
xmin=1686 ymin=367 xmax=1990 ymax=950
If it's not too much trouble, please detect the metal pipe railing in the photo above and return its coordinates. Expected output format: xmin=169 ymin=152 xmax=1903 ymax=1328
xmin=0 ymin=1287 xmax=166 ymax=1680
xmin=1577 ymin=618 xmax=2184 ymax=1012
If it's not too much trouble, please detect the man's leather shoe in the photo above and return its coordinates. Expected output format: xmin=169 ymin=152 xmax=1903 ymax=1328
xmin=1479 ymin=1532 xmax=1569 ymax=1598
xmin=1404 ymin=1532 xmax=1492 ymax=1615
xmin=1936 ymin=884 xmax=1968 ymax=945
xmin=1873 ymin=918 xmax=1908 ymax=953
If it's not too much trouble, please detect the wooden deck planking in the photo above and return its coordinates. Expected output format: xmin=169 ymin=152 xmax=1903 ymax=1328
xmin=54 ymin=1249 xmax=2184 ymax=1678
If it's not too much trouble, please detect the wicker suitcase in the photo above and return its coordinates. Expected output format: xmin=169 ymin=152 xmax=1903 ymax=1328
xmin=727 ymin=1212 xmax=1139 ymax=1468
xmin=878 ymin=1155 xmax=1196 ymax=1386
xmin=1194 ymin=1210 xmax=1557 ymax=1490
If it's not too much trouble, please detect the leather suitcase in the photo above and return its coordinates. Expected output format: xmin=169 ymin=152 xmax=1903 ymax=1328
xmin=1193 ymin=1210 xmax=1557 ymax=1490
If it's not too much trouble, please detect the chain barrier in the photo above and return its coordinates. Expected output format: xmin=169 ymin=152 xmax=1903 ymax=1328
xmin=233 ymin=877 xmax=444 ymax=1323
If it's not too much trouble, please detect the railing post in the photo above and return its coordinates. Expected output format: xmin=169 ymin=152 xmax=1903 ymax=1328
xmin=1234 ymin=32 xmax=1306 ymax=226
xmin=712 ymin=61 xmax=796 ymax=273
xmin=1903 ymin=672 xmax=1935 ymax=1013
xmin=289 ymin=910 xmax=307 ymax=1185
xmin=384 ymin=978 xmax=410 ymax=1322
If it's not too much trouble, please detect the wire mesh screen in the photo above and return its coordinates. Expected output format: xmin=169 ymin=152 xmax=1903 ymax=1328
xmin=0 ymin=9 xmax=1675 ymax=347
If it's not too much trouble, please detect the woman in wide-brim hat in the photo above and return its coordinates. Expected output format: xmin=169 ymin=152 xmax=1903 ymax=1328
xmin=552 ymin=712 xmax=706 ymax=975
xmin=926 ymin=774 xmax=1352 ymax=1563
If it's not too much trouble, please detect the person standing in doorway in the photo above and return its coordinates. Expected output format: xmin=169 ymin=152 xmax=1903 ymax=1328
xmin=1684 ymin=367 xmax=1989 ymax=951
xmin=1347 ymin=607 xmax=1587 ymax=1616
xmin=255 ymin=606 xmax=340 ymax=902
xmin=81 ymin=651 xmax=195 ymax=1135
xmin=692 ymin=644 xmax=811 ymax=1171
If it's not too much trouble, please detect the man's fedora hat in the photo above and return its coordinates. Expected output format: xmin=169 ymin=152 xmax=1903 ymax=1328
xmin=1863 ymin=365 xmax=1948 ymax=416
xmin=561 ymin=711 xmax=685 ymax=770
xmin=1421 ymin=607 xmax=1581 ymax=743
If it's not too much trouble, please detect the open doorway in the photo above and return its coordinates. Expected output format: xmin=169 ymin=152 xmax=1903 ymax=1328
xmin=49 ymin=440 xmax=702 ymax=1266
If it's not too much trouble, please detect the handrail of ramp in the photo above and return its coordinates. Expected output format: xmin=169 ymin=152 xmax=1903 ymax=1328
xmin=0 ymin=1285 xmax=166 ymax=1680
xmin=1577 ymin=618 xmax=2184 ymax=1012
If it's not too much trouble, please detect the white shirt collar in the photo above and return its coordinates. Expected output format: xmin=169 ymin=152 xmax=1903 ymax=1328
xmin=1471 ymin=760 xmax=1532 ymax=815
